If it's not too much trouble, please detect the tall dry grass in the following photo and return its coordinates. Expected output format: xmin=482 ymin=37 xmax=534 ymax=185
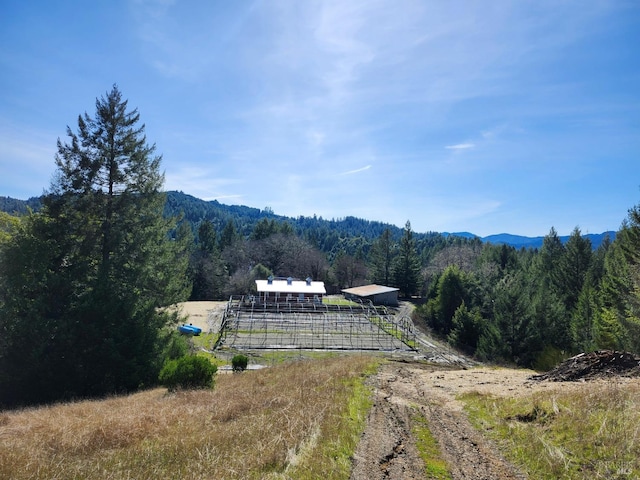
xmin=0 ymin=355 xmax=378 ymax=480
xmin=462 ymin=377 xmax=640 ymax=479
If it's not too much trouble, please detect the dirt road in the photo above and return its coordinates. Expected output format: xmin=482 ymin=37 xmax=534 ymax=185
xmin=350 ymin=361 xmax=535 ymax=480
xmin=177 ymin=301 xmax=531 ymax=477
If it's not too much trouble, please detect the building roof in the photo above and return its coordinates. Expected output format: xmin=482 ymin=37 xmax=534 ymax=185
xmin=342 ymin=284 xmax=399 ymax=297
xmin=256 ymin=279 xmax=326 ymax=295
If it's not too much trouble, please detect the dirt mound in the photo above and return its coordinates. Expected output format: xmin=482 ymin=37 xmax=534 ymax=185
xmin=530 ymin=350 xmax=640 ymax=382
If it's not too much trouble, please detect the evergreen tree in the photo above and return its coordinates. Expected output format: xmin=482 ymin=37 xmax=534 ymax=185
xmin=527 ymin=283 xmax=570 ymax=367
xmin=600 ymin=232 xmax=632 ymax=315
xmin=493 ymin=272 xmax=531 ymax=363
xmin=251 ymin=218 xmax=277 ymax=241
xmin=594 ymin=307 xmax=624 ymax=350
xmin=571 ymin=274 xmax=600 ymax=352
xmin=370 ymin=228 xmax=395 ymax=285
xmin=537 ymin=227 xmax=566 ymax=294
xmin=528 ymin=227 xmax=572 ymax=355
xmin=219 ymin=219 xmax=239 ymax=250
xmin=616 ymin=205 xmax=640 ymax=353
xmin=0 ymin=86 xmax=189 ymax=407
xmin=393 ymin=221 xmax=421 ymax=297
xmin=198 ymin=219 xmax=217 ymax=254
xmin=190 ymin=248 xmax=227 ymax=300
xmin=423 ymin=265 xmax=470 ymax=335
xmin=190 ymin=219 xmax=228 ymax=300
xmin=447 ymin=302 xmax=483 ymax=354
xmin=560 ymin=227 xmax=592 ymax=312
xmin=0 ymin=212 xmax=20 ymax=244
xmin=475 ymin=318 xmax=502 ymax=362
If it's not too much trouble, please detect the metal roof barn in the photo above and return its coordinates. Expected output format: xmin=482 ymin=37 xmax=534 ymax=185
xmin=342 ymin=284 xmax=399 ymax=306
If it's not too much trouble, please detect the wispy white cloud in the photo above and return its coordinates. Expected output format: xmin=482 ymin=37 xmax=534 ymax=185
xmin=0 ymin=122 xmax=57 ymax=196
xmin=206 ymin=194 xmax=244 ymax=202
xmin=340 ymin=165 xmax=372 ymax=176
xmin=445 ymin=143 xmax=475 ymax=150
xmin=163 ymin=164 xmax=243 ymax=202
xmin=129 ymin=0 xmax=253 ymax=82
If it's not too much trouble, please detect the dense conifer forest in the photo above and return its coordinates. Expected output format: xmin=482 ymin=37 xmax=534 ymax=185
xmin=3 ymin=185 xmax=636 ymax=375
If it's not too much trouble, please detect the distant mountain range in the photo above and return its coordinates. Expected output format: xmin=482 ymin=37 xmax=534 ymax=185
xmin=1 ymin=192 xmax=616 ymax=250
xmin=445 ymin=231 xmax=616 ymax=250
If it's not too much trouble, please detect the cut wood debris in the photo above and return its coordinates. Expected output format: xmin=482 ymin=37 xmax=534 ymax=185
xmin=530 ymin=350 xmax=640 ymax=382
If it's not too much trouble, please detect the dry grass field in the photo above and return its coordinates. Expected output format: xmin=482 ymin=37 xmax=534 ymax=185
xmin=3 ymin=349 xmax=640 ymax=479
xmin=0 ymin=355 xmax=378 ymax=480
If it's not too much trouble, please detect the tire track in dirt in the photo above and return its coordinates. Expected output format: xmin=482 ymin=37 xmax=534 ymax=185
xmin=350 ymin=365 xmax=425 ymax=479
xmin=351 ymin=361 xmax=527 ymax=480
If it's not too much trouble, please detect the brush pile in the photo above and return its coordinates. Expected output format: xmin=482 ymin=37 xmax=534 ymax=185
xmin=530 ymin=350 xmax=640 ymax=382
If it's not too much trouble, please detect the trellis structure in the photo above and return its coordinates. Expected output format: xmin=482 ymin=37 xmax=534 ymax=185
xmin=214 ymin=296 xmax=417 ymax=351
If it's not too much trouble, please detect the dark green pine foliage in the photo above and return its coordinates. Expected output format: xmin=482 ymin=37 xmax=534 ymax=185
xmin=0 ymin=86 xmax=190 ymax=407
xmin=251 ymin=218 xmax=279 ymax=241
xmin=190 ymin=219 xmax=227 ymax=300
xmin=420 ymin=265 xmax=472 ymax=336
xmin=537 ymin=227 xmax=566 ymax=294
xmin=370 ymin=228 xmax=395 ymax=286
xmin=529 ymin=228 xmax=572 ymax=353
xmin=560 ymin=227 xmax=592 ymax=313
xmin=492 ymin=272 xmax=531 ymax=363
xmin=447 ymin=302 xmax=484 ymax=354
xmin=219 ymin=219 xmax=239 ymax=250
xmin=597 ymin=234 xmax=632 ymax=351
xmin=571 ymin=273 xmax=600 ymax=353
xmin=392 ymin=221 xmax=421 ymax=297
xmin=198 ymin=219 xmax=217 ymax=254
xmin=613 ymin=205 xmax=640 ymax=352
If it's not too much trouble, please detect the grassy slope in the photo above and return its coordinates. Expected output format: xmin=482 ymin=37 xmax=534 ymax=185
xmin=3 ymin=356 xmax=638 ymax=480
xmin=0 ymin=355 xmax=378 ymax=480
xmin=461 ymin=379 xmax=640 ymax=479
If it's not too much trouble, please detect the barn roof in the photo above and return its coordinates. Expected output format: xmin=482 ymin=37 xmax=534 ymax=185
xmin=342 ymin=284 xmax=399 ymax=297
xmin=255 ymin=279 xmax=326 ymax=295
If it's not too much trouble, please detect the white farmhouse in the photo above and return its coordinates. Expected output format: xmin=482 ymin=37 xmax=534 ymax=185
xmin=255 ymin=276 xmax=326 ymax=304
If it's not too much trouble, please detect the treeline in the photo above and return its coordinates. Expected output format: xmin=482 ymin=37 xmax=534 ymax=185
xmin=180 ymin=204 xmax=640 ymax=370
xmin=182 ymin=211 xmax=467 ymax=300
xmin=163 ymin=190 xmax=448 ymax=258
xmin=1 ymin=86 xmax=639 ymax=408
xmin=413 ymin=224 xmax=640 ymax=370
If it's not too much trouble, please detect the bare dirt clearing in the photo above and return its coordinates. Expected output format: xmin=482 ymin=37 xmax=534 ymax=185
xmin=351 ymin=353 xmax=640 ymax=480
xmin=172 ymin=301 xmax=227 ymax=332
xmin=351 ymin=362 xmax=533 ymax=480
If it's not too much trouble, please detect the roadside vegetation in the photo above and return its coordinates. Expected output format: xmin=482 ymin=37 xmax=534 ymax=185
xmin=412 ymin=412 xmax=452 ymax=479
xmin=0 ymin=355 xmax=378 ymax=480
xmin=461 ymin=379 xmax=640 ymax=478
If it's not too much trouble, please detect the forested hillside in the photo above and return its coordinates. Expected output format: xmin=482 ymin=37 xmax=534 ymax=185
xmin=3 ymin=183 xmax=636 ymax=371
xmin=2 ymin=186 xmax=633 ymax=371
xmin=0 ymin=87 xmax=635 ymax=408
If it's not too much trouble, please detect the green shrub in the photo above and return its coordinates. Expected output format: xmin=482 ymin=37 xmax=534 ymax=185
xmin=231 ymin=354 xmax=249 ymax=372
xmin=164 ymin=331 xmax=190 ymax=360
xmin=159 ymin=355 xmax=217 ymax=391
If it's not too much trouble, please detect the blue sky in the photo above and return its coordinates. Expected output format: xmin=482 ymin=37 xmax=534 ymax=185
xmin=1 ymin=1 xmax=638 ymax=237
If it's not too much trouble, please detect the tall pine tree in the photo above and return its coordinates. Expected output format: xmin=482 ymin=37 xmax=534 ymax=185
xmin=0 ymin=86 xmax=190 ymax=407
xmin=560 ymin=227 xmax=592 ymax=312
xmin=393 ymin=221 xmax=421 ymax=297
xmin=370 ymin=227 xmax=395 ymax=285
